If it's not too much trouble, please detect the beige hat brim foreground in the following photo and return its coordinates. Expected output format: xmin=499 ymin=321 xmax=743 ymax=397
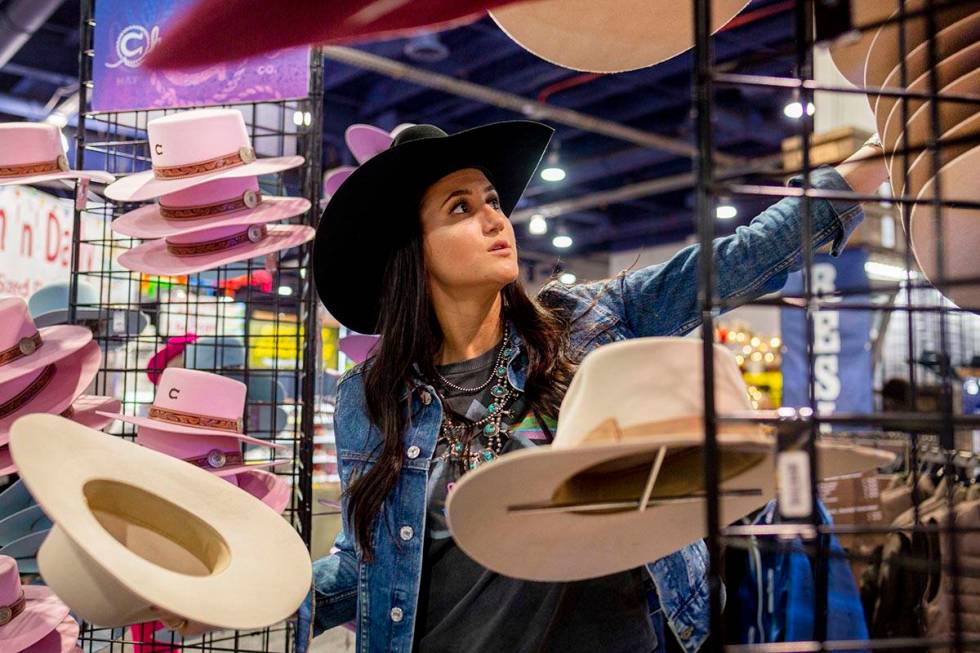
xmin=490 ymin=0 xmax=749 ymax=73
xmin=104 ymin=156 xmax=304 ymax=203
xmin=446 ymin=432 xmax=892 ymax=582
xmin=9 ymin=415 xmax=311 ymax=632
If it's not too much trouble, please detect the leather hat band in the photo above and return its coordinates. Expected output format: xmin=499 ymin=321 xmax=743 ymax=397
xmin=0 ymin=333 xmax=42 ymax=368
xmin=0 ymin=364 xmax=55 ymax=419
xmin=0 ymin=155 xmax=69 ymax=178
xmin=165 ymin=224 xmax=267 ymax=258
xmin=159 ymin=189 xmax=262 ymax=221
xmin=152 ymin=147 xmax=256 ymax=180
xmin=148 ymin=405 xmax=243 ymax=433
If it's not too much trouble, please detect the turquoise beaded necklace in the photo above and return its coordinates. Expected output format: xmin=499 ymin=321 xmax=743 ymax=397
xmin=435 ymin=327 xmax=521 ymax=471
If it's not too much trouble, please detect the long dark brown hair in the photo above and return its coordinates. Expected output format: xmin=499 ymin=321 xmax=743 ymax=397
xmin=346 ymin=215 xmax=577 ymax=562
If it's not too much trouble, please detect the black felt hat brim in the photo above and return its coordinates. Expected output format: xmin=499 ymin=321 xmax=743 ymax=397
xmin=314 ymin=121 xmax=554 ymax=334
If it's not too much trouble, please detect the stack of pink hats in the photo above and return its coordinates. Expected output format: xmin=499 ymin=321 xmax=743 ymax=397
xmin=99 ymin=367 xmax=292 ymax=513
xmin=0 ymin=298 xmax=119 ymax=477
xmin=0 ymin=554 xmax=80 ymax=653
xmin=0 ymin=123 xmax=113 ymax=189
xmin=104 ymin=108 xmax=315 ymax=276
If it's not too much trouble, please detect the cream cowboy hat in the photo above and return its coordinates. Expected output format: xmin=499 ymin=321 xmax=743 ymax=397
xmin=446 ymin=338 xmax=892 ymax=582
xmin=490 ymin=0 xmax=750 ymax=73
xmin=9 ymin=414 xmax=311 ymax=633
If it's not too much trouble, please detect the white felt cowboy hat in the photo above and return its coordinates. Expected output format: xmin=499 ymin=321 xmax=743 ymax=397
xmin=490 ymin=0 xmax=750 ymax=73
xmin=9 ymin=414 xmax=311 ymax=633
xmin=447 ymin=338 xmax=892 ymax=582
xmin=103 ymin=109 xmax=304 ymax=203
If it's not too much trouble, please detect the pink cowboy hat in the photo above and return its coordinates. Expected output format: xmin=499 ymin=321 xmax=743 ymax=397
xmin=0 ymin=123 xmax=113 ymax=187
xmin=339 ymin=334 xmax=379 ymax=364
xmin=0 ymin=555 xmax=79 ymax=653
xmin=111 ymin=176 xmax=311 ymax=240
xmin=146 ymin=334 xmax=197 ymax=386
xmin=236 ymin=469 xmax=291 ymax=514
xmin=117 ymin=223 xmax=315 ymax=277
xmin=100 ymin=368 xmax=290 ymax=450
xmin=135 ymin=426 xmax=291 ymax=478
xmin=323 ymin=167 xmax=354 ymax=201
xmin=104 ymin=109 xmax=304 ymax=203
xmin=65 ymin=395 xmax=120 ymax=432
xmin=345 ymin=124 xmax=394 ymax=165
xmin=0 ymin=299 xmax=101 ymax=444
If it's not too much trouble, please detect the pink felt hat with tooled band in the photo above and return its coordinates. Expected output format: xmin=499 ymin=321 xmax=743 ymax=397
xmin=99 ymin=368 xmax=290 ymax=450
xmin=117 ymin=222 xmax=315 ymax=276
xmin=111 ymin=176 xmax=311 ymax=240
xmin=0 ymin=298 xmax=101 ymax=443
xmin=103 ymin=109 xmax=304 ymax=203
xmin=135 ymin=425 xmax=291 ymax=513
xmin=0 ymin=123 xmax=114 ymax=188
xmin=0 ymin=554 xmax=79 ymax=653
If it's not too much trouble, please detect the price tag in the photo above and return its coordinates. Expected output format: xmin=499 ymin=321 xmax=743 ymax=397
xmin=75 ymin=178 xmax=90 ymax=211
xmin=778 ymin=450 xmax=813 ymax=519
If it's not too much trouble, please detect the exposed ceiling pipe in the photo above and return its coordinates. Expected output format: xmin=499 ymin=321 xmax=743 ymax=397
xmin=0 ymin=0 xmax=66 ymax=69
xmin=510 ymin=154 xmax=783 ymax=223
xmin=322 ymin=46 xmax=743 ymax=166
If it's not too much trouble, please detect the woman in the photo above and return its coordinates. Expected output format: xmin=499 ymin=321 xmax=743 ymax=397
xmin=304 ymin=121 xmax=887 ymax=653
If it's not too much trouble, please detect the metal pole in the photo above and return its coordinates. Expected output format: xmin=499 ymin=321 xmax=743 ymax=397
xmin=322 ymin=46 xmax=743 ymax=166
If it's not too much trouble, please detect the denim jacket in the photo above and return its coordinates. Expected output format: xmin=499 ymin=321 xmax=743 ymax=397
xmin=302 ymin=167 xmax=863 ymax=653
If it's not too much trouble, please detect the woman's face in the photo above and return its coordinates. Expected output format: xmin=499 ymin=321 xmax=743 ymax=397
xmin=419 ymin=168 xmax=519 ymax=294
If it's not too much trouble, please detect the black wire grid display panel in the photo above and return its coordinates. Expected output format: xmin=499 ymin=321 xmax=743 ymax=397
xmin=693 ymin=0 xmax=980 ymax=651
xmin=62 ymin=2 xmax=323 ymax=651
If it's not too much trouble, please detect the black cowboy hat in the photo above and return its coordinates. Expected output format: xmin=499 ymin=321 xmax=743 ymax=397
xmin=313 ymin=121 xmax=553 ymax=334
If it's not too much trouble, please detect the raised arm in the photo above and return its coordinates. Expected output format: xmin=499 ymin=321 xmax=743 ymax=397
xmin=571 ymin=145 xmax=889 ymax=338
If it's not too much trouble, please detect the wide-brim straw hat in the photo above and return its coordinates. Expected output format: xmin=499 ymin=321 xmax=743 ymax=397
xmin=9 ymin=415 xmax=311 ymax=632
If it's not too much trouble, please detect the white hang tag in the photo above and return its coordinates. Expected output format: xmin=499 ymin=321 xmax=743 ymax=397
xmin=777 ymin=450 xmax=813 ymax=519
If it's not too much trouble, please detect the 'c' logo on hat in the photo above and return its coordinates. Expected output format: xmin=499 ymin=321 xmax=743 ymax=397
xmin=168 ymin=388 xmax=180 ymax=399
xmin=154 ymin=144 xmax=163 ymax=155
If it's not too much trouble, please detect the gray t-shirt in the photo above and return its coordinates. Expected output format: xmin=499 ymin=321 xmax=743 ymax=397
xmin=412 ymin=342 xmax=657 ymax=653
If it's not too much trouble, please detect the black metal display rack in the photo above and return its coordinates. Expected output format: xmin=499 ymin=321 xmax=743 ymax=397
xmin=64 ymin=1 xmax=323 ymax=650
xmin=694 ymin=0 xmax=980 ymax=651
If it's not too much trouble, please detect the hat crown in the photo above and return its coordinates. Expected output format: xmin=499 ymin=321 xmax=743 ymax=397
xmin=147 ymin=109 xmax=251 ymax=169
xmin=152 ymin=368 xmax=246 ymax=422
xmin=390 ymin=124 xmax=447 ymax=148
xmin=0 ymin=123 xmax=64 ymax=167
xmin=0 ymin=555 xmax=21 ymax=605
xmin=157 ymin=176 xmax=261 ymax=209
xmin=28 ymin=280 xmax=99 ymax=318
xmin=0 ymin=298 xmax=44 ymax=351
xmin=555 ymin=338 xmax=752 ymax=448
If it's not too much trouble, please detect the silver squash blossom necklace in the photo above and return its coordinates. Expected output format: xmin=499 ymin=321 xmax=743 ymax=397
xmin=435 ymin=327 xmax=521 ymax=471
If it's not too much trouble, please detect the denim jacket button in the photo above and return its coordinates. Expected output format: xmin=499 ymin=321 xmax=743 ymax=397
xmin=400 ymin=525 xmax=414 ymax=541
xmin=419 ymin=390 xmax=432 ymax=406
xmin=390 ymin=607 xmax=404 ymax=622
xmin=406 ymin=445 xmax=421 ymax=459
xmin=679 ymin=626 xmax=694 ymax=639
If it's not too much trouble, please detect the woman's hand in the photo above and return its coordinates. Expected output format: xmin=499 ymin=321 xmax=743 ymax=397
xmin=835 ymin=135 xmax=890 ymax=196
